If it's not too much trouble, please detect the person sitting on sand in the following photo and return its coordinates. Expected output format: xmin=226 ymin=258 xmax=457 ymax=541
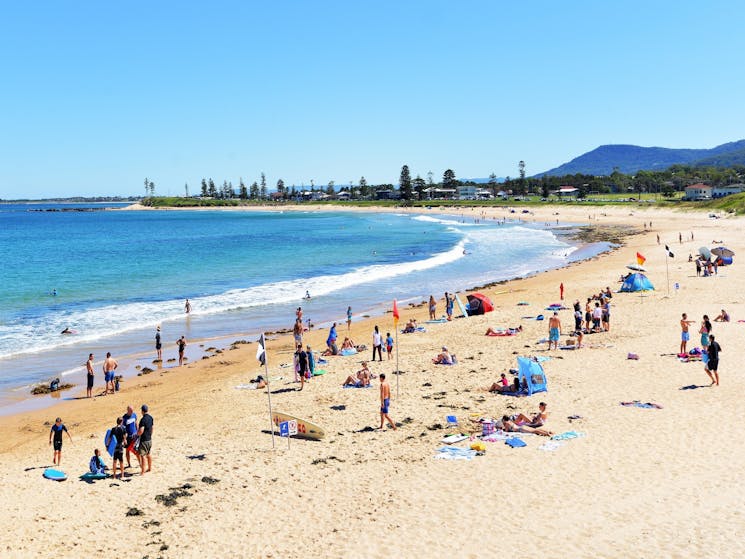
xmin=513 ymin=402 xmax=549 ymax=427
xmin=342 ymin=362 xmax=371 ymax=387
xmin=341 ymin=337 xmax=355 ymax=350
xmin=501 ymin=415 xmax=553 ymax=437
xmin=487 ymin=373 xmax=511 ymax=392
xmin=714 ymin=309 xmax=730 ymax=322
xmin=485 ymin=326 xmax=522 ymax=336
xmin=89 ymin=449 xmax=107 ymax=475
xmin=433 ymin=346 xmax=453 ymax=365
xmin=402 ymin=318 xmax=418 ymax=333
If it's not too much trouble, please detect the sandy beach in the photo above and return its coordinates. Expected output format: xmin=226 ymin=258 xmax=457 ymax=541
xmin=3 ymin=203 xmax=744 ymax=559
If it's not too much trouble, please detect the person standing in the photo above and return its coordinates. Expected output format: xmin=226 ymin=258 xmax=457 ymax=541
xmin=548 ymin=312 xmax=561 ymax=350
xmin=293 ymin=318 xmax=303 ymax=347
xmin=306 ymin=344 xmax=315 ymax=376
xmin=49 ymin=417 xmax=72 ymax=466
xmin=559 ymin=282 xmax=564 ymax=300
xmin=705 ymin=335 xmax=721 ymax=386
xmin=137 ymin=404 xmax=154 ymax=475
xmin=122 ymin=405 xmax=138 ymax=468
xmin=155 ymin=326 xmax=162 ymax=361
xmin=700 ymin=315 xmax=712 ymax=351
xmin=385 ymin=332 xmax=394 ymax=360
xmin=103 ymin=352 xmax=118 ymax=395
xmin=108 ymin=417 xmax=127 ymax=479
xmin=680 ymin=313 xmax=695 ymax=354
xmin=372 ymin=325 xmax=383 ymax=361
xmin=177 ymin=335 xmax=186 ymax=366
xmin=445 ymin=292 xmax=454 ymax=321
xmin=296 ymin=306 xmax=303 ymax=322
xmin=346 ymin=306 xmax=352 ymax=331
xmin=326 ymin=322 xmax=338 ymax=354
xmin=428 ymin=295 xmax=436 ymax=320
xmin=296 ymin=344 xmax=308 ymax=391
xmin=86 ymin=353 xmax=95 ymax=398
xmin=378 ymin=374 xmax=396 ymax=430
xmin=185 ymin=299 xmax=192 ymax=314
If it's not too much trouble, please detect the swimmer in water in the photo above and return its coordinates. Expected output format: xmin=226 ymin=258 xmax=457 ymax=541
xmin=61 ymin=327 xmax=74 ymax=335
xmin=304 ymin=290 xmax=311 ymax=299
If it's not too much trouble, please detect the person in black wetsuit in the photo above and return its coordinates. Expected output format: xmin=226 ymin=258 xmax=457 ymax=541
xmin=705 ymin=335 xmax=722 ymax=386
xmin=49 ymin=417 xmax=72 ymax=466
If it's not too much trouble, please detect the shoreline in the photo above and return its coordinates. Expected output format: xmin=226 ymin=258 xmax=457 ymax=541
xmin=0 ymin=207 xmax=623 ymax=417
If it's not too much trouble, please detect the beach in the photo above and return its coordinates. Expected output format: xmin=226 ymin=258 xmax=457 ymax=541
xmin=2 ymin=203 xmax=744 ymax=558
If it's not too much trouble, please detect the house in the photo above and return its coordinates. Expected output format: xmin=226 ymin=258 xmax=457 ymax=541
xmin=336 ymin=191 xmax=352 ymax=200
xmin=684 ymin=184 xmax=712 ymax=201
xmin=422 ymin=187 xmax=457 ymax=200
xmin=457 ymin=186 xmax=492 ymax=200
xmin=712 ymin=184 xmax=745 ymax=198
xmin=553 ymin=186 xmax=580 ymax=198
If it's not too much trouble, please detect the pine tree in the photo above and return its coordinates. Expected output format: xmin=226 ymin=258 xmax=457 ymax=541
xmin=250 ymin=181 xmax=259 ymax=199
xmin=260 ymin=173 xmax=267 ymax=199
xmin=443 ymin=169 xmax=456 ymax=189
xmin=208 ymin=179 xmax=217 ymax=198
xmin=144 ymin=177 xmax=149 ymax=197
xmin=359 ymin=176 xmax=369 ymax=198
xmin=185 ymin=183 xmax=189 ymax=197
xmin=326 ymin=180 xmax=335 ymax=196
xmin=413 ymin=175 xmax=426 ymax=200
xmin=149 ymin=181 xmax=155 ymax=196
xmin=276 ymin=179 xmax=285 ymax=198
xmin=399 ymin=165 xmax=412 ymax=199
xmin=201 ymin=178 xmax=208 ymax=197
xmin=239 ymin=179 xmax=248 ymax=200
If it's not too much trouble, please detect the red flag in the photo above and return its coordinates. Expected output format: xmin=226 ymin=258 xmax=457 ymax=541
xmin=636 ymin=252 xmax=646 ymax=265
xmin=392 ymin=299 xmax=399 ymax=324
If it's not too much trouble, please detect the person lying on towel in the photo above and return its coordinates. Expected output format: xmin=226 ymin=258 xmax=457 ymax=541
xmin=342 ymin=362 xmax=371 ymax=387
xmin=501 ymin=415 xmax=553 ymax=437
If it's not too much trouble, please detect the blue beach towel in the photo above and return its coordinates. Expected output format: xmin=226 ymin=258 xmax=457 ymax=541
xmin=434 ymin=446 xmax=478 ymax=460
xmin=505 ymin=437 xmax=527 ymax=448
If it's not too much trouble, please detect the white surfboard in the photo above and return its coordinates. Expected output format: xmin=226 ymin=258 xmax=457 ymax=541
xmin=271 ymin=411 xmax=325 ymax=440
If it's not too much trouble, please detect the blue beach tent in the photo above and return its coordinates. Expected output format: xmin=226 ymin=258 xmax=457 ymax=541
xmin=620 ymin=272 xmax=654 ymax=292
xmin=517 ymin=357 xmax=548 ymax=396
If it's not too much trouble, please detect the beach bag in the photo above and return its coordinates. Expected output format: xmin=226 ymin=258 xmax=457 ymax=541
xmin=481 ymin=421 xmax=495 ymax=437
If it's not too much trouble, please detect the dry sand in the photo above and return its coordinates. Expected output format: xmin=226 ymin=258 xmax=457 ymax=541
xmin=2 ymin=204 xmax=745 ymax=558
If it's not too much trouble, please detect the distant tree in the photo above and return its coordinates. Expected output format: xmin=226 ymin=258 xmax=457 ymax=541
xmin=541 ymin=177 xmax=550 ymax=199
xmin=359 ymin=176 xmax=369 ymax=198
xmin=221 ymin=180 xmax=231 ymax=199
xmin=326 ymin=180 xmax=335 ymax=196
xmin=399 ymin=165 xmax=412 ymax=199
xmin=413 ymin=175 xmax=426 ymax=200
xmin=149 ymin=181 xmax=155 ymax=196
xmin=239 ymin=178 xmax=248 ymax=200
xmin=427 ymin=170 xmax=434 ymax=187
xmin=250 ymin=181 xmax=259 ymax=199
xmin=260 ymin=173 xmax=267 ymax=199
xmin=488 ymin=172 xmax=498 ymax=196
xmin=276 ymin=179 xmax=285 ymax=198
xmin=290 ymin=185 xmax=297 ymax=199
xmin=208 ymin=178 xmax=217 ymax=198
xmin=201 ymin=178 xmax=208 ymax=197
xmin=184 ymin=183 xmax=189 ymax=197
xmin=144 ymin=177 xmax=149 ymax=196
xmin=442 ymin=169 xmax=456 ymax=189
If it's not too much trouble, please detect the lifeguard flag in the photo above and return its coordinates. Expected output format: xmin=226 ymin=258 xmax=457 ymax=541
xmin=392 ymin=299 xmax=399 ymax=325
xmin=665 ymin=244 xmax=674 ymax=258
xmin=636 ymin=252 xmax=646 ymax=265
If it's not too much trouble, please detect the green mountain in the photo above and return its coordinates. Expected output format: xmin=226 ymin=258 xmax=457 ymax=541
xmin=539 ymin=140 xmax=745 ymax=176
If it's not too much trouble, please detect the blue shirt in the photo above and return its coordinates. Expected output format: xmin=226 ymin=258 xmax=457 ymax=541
xmin=386 ymin=336 xmax=394 ymax=347
xmin=123 ymin=412 xmax=138 ymax=437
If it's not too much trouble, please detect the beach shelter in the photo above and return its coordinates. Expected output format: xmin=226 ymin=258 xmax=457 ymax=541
xmin=517 ymin=357 xmax=548 ymax=396
xmin=466 ymin=293 xmax=494 ymax=316
xmin=620 ymin=272 xmax=655 ymax=292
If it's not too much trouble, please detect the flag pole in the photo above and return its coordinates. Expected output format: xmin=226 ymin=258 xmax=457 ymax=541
xmin=260 ymin=333 xmax=275 ymax=449
xmin=393 ymin=299 xmax=400 ymax=399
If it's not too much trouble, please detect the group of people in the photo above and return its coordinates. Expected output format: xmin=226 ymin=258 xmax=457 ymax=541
xmin=680 ymin=312 xmax=723 ymax=386
xmin=50 ymin=404 xmax=154 ymax=478
xmin=85 ymin=352 xmax=120 ymax=398
xmin=496 ymin=402 xmax=553 ymax=437
xmin=429 ymin=292 xmax=456 ymax=321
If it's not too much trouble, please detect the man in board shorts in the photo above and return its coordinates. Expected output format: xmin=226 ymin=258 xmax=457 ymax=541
xmin=122 ymin=405 xmax=138 ymax=468
xmin=86 ymin=353 xmax=95 ymax=398
xmin=548 ymin=312 xmax=561 ymax=350
xmin=137 ymin=404 xmax=154 ymax=475
xmin=103 ymin=352 xmax=118 ymax=395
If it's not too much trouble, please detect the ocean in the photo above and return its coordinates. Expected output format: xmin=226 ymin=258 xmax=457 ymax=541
xmin=0 ymin=203 xmax=594 ymax=413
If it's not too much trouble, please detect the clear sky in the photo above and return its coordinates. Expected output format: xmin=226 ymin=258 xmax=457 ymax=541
xmin=1 ymin=1 xmax=744 ymax=199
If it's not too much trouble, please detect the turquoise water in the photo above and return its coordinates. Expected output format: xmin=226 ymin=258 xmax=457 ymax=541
xmin=0 ymin=204 xmax=584 ymax=411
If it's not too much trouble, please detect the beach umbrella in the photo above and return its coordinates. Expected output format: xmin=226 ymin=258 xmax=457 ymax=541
xmin=626 ymin=264 xmax=646 ymax=272
xmin=466 ymin=293 xmax=494 ymax=316
xmin=698 ymin=246 xmax=711 ymax=260
xmin=711 ymin=246 xmax=735 ymax=258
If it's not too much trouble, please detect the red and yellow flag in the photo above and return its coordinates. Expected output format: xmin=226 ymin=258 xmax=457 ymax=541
xmin=392 ymin=299 xmax=399 ymax=325
xmin=636 ymin=252 xmax=646 ymax=265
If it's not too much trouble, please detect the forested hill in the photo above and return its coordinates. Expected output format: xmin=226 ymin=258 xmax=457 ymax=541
xmin=538 ymin=140 xmax=745 ymax=176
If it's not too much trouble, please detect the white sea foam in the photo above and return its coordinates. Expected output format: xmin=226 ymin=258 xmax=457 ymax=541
xmin=0 ymin=240 xmax=466 ymax=361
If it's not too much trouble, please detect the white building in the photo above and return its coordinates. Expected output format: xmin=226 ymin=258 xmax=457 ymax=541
xmin=712 ymin=184 xmax=745 ymax=198
xmin=684 ymin=183 xmax=712 ymax=200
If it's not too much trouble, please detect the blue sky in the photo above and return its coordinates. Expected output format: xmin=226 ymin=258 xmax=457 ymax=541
xmin=1 ymin=1 xmax=744 ymax=198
